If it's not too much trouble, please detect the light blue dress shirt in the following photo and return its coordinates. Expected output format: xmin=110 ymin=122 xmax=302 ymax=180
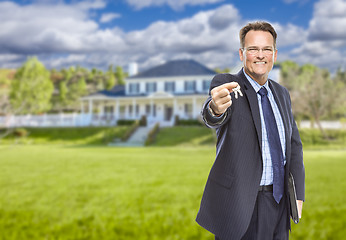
xmin=243 ymin=69 xmax=286 ymax=186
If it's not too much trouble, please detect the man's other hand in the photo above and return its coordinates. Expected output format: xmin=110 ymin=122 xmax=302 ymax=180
xmin=297 ymin=200 xmax=303 ymax=219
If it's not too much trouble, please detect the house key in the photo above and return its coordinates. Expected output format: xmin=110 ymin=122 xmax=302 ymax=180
xmin=232 ymin=85 xmax=243 ymax=99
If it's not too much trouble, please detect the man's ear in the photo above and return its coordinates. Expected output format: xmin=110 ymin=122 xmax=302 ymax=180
xmin=273 ymin=49 xmax=278 ymax=63
xmin=239 ymin=48 xmax=244 ymax=62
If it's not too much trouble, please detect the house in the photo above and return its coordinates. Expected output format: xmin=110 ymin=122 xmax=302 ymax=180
xmin=80 ymin=59 xmax=218 ymax=127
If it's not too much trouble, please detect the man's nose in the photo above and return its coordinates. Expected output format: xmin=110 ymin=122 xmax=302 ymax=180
xmin=257 ymin=50 xmax=265 ymax=58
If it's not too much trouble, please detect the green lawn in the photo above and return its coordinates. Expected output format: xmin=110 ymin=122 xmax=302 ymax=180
xmin=0 ymin=145 xmax=345 ymax=239
xmin=0 ymin=127 xmax=130 ymax=145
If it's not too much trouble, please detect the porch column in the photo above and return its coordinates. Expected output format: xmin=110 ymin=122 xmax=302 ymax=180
xmin=192 ymin=97 xmax=197 ymax=119
xmin=173 ymin=98 xmax=177 ymax=119
xmin=133 ymin=99 xmax=136 ymax=119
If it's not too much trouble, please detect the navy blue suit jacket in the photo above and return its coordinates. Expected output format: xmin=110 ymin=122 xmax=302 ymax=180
xmin=196 ymin=70 xmax=305 ymax=239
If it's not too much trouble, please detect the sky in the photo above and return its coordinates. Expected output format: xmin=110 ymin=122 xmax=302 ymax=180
xmin=0 ymin=0 xmax=345 ymax=73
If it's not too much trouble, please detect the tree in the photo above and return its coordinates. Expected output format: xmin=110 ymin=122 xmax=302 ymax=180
xmin=332 ymin=68 xmax=346 ymax=119
xmin=105 ymin=65 xmax=116 ymax=90
xmin=0 ymin=69 xmax=16 ymax=134
xmin=285 ymin=64 xmax=336 ymax=138
xmin=58 ymin=80 xmax=68 ymax=104
xmin=115 ymin=66 xmax=126 ymax=85
xmin=10 ymin=57 xmax=54 ymax=114
xmin=279 ymin=61 xmax=345 ymax=138
xmin=214 ymin=67 xmax=231 ymax=73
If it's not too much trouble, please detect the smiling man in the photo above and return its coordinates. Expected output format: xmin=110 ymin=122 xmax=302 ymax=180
xmin=196 ymin=21 xmax=305 ymax=240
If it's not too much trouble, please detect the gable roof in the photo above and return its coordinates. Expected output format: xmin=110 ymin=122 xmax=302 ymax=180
xmin=129 ymin=59 xmax=217 ymax=79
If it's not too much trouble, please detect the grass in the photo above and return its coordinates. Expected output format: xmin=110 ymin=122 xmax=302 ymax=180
xmin=0 ymin=145 xmax=345 ymax=239
xmin=0 ymin=127 xmax=130 ymax=145
xmin=153 ymin=126 xmax=216 ymax=146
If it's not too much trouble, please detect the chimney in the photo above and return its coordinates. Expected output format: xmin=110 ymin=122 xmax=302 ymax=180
xmin=128 ymin=62 xmax=138 ymax=77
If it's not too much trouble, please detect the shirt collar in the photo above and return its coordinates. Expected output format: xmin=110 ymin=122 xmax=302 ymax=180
xmin=242 ymin=68 xmax=269 ymax=93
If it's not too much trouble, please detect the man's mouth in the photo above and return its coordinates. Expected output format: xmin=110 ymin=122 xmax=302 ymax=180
xmin=255 ymin=61 xmax=266 ymax=65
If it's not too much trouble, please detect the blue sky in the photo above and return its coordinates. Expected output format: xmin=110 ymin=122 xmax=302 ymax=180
xmin=0 ymin=0 xmax=345 ymax=73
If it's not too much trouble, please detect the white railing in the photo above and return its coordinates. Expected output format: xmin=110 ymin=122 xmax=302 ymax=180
xmin=0 ymin=113 xmax=117 ymax=128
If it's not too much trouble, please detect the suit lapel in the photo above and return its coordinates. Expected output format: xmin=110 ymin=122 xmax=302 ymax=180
xmin=268 ymin=80 xmax=290 ymax=159
xmin=237 ymin=70 xmax=262 ymax=152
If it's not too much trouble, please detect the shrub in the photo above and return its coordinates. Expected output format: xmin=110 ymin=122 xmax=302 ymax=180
xmin=117 ymin=120 xmax=136 ymax=126
xmin=139 ymin=115 xmax=147 ymax=126
xmin=175 ymin=119 xmax=203 ymax=126
xmin=145 ymin=123 xmax=160 ymax=146
xmin=13 ymin=128 xmax=29 ymax=137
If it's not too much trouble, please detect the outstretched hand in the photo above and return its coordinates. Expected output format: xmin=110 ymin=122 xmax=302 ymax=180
xmin=210 ymin=82 xmax=239 ymax=115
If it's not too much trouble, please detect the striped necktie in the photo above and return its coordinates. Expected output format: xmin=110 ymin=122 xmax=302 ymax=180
xmin=258 ymin=87 xmax=284 ymax=204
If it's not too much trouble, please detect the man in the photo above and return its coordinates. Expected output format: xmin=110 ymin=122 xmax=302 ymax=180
xmin=196 ymin=21 xmax=305 ymax=240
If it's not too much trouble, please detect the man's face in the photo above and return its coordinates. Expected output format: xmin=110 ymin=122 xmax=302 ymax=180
xmin=239 ymin=30 xmax=277 ymax=85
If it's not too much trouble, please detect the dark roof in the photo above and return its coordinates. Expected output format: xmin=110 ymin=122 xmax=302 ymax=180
xmin=91 ymin=85 xmax=125 ymax=97
xmin=129 ymin=59 xmax=217 ymax=78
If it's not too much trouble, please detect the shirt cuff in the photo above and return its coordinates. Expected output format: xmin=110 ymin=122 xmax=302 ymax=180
xmin=207 ymin=101 xmax=227 ymax=122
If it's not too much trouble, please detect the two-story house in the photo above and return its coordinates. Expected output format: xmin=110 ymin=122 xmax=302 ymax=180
xmin=80 ymin=59 xmax=218 ymax=127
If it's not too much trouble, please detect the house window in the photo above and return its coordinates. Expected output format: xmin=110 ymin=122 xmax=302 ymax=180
xmin=185 ymin=81 xmax=196 ymax=92
xmin=164 ymin=82 xmax=175 ymax=93
xmin=146 ymin=82 xmax=157 ymax=94
xmin=203 ymin=80 xmax=212 ymax=92
xmin=129 ymin=83 xmax=140 ymax=94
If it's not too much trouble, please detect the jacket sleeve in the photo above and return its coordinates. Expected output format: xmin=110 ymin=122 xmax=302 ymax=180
xmin=201 ymin=74 xmax=233 ymax=129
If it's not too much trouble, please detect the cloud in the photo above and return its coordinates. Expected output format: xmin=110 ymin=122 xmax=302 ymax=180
xmin=100 ymin=13 xmax=121 ymax=23
xmin=273 ymin=23 xmax=307 ymax=48
xmin=288 ymin=0 xmax=346 ymax=71
xmin=0 ymin=0 xmax=121 ymax=55
xmin=0 ymin=0 xmax=344 ymax=73
xmin=125 ymin=0 xmax=225 ymax=11
xmin=308 ymin=0 xmax=346 ymax=41
xmin=208 ymin=4 xmax=240 ymax=30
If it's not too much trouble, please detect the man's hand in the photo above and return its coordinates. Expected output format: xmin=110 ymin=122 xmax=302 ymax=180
xmin=210 ymin=82 xmax=239 ymax=115
xmin=297 ymin=200 xmax=303 ymax=219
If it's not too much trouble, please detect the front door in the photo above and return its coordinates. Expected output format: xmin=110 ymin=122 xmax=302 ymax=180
xmin=164 ymin=106 xmax=173 ymax=121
